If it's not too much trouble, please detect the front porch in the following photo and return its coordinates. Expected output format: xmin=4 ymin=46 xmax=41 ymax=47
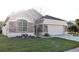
xmin=34 ymin=24 xmax=48 ymax=37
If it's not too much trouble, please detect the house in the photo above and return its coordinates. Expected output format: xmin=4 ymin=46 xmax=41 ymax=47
xmin=42 ymin=15 xmax=67 ymax=35
xmin=2 ymin=9 xmax=67 ymax=37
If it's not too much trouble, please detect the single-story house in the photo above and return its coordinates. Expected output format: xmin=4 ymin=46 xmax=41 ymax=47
xmin=2 ymin=9 xmax=67 ymax=37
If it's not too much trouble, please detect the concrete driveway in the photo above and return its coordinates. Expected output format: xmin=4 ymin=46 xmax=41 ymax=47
xmin=66 ymin=47 xmax=79 ymax=52
xmin=52 ymin=34 xmax=79 ymax=42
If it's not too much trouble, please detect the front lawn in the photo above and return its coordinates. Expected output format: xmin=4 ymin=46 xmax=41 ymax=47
xmin=0 ymin=35 xmax=79 ymax=52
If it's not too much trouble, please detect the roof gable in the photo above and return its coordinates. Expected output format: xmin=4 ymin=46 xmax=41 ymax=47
xmin=4 ymin=9 xmax=42 ymax=23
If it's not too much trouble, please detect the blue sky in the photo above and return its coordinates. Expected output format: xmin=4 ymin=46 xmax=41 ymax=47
xmin=0 ymin=0 xmax=79 ymax=21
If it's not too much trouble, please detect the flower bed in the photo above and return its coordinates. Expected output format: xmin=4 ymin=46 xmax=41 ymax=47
xmin=68 ymin=32 xmax=79 ymax=36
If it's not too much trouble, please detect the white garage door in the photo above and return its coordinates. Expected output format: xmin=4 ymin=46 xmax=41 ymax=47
xmin=48 ymin=25 xmax=64 ymax=35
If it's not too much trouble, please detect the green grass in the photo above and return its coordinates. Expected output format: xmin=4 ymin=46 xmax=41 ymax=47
xmin=0 ymin=34 xmax=79 ymax=52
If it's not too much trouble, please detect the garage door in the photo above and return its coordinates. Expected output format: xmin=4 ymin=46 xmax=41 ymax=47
xmin=48 ymin=25 xmax=64 ymax=35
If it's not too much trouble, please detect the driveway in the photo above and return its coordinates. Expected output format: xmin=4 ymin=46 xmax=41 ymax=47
xmin=52 ymin=34 xmax=79 ymax=42
xmin=65 ymin=47 xmax=79 ymax=52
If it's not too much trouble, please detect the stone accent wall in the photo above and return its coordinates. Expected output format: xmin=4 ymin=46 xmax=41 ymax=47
xmin=27 ymin=22 xmax=34 ymax=33
xmin=9 ymin=21 xmax=16 ymax=32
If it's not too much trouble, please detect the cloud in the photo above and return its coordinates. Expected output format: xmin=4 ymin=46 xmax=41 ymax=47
xmin=0 ymin=0 xmax=79 ymax=21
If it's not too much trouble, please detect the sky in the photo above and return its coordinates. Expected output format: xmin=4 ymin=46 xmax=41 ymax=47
xmin=0 ymin=0 xmax=79 ymax=21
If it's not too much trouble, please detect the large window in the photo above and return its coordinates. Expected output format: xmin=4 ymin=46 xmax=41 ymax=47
xmin=17 ymin=19 xmax=27 ymax=32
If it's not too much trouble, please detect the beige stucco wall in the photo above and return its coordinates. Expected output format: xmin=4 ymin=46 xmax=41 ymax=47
xmin=43 ymin=19 xmax=67 ymax=26
xmin=2 ymin=21 xmax=9 ymax=36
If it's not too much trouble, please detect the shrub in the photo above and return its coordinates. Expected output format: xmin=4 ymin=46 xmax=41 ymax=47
xmin=21 ymin=34 xmax=28 ymax=38
xmin=68 ymin=25 xmax=78 ymax=32
xmin=28 ymin=35 xmax=35 ymax=38
xmin=44 ymin=33 xmax=50 ymax=36
xmin=0 ymin=30 xmax=2 ymax=34
xmin=0 ymin=28 xmax=2 ymax=34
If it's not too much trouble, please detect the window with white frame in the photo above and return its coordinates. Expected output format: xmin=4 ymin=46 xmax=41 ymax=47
xmin=17 ymin=19 xmax=27 ymax=32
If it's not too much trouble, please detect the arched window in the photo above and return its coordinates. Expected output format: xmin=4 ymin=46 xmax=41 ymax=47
xmin=17 ymin=19 xmax=27 ymax=32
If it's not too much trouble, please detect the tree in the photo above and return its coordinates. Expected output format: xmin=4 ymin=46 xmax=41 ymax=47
xmin=67 ymin=21 xmax=74 ymax=27
xmin=75 ymin=19 xmax=79 ymax=32
xmin=75 ymin=19 xmax=79 ymax=25
xmin=68 ymin=25 xmax=78 ymax=32
xmin=0 ymin=21 xmax=3 ymax=33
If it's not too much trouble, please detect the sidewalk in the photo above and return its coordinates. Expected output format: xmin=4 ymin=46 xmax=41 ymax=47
xmin=52 ymin=34 xmax=79 ymax=42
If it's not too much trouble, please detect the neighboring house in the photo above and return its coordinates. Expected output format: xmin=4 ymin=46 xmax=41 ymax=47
xmin=2 ymin=9 xmax=67 ymax=37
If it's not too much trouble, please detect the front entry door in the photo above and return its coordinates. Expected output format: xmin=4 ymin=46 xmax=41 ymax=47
xmin=34 ymin=25 xmax=43 ymax=37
